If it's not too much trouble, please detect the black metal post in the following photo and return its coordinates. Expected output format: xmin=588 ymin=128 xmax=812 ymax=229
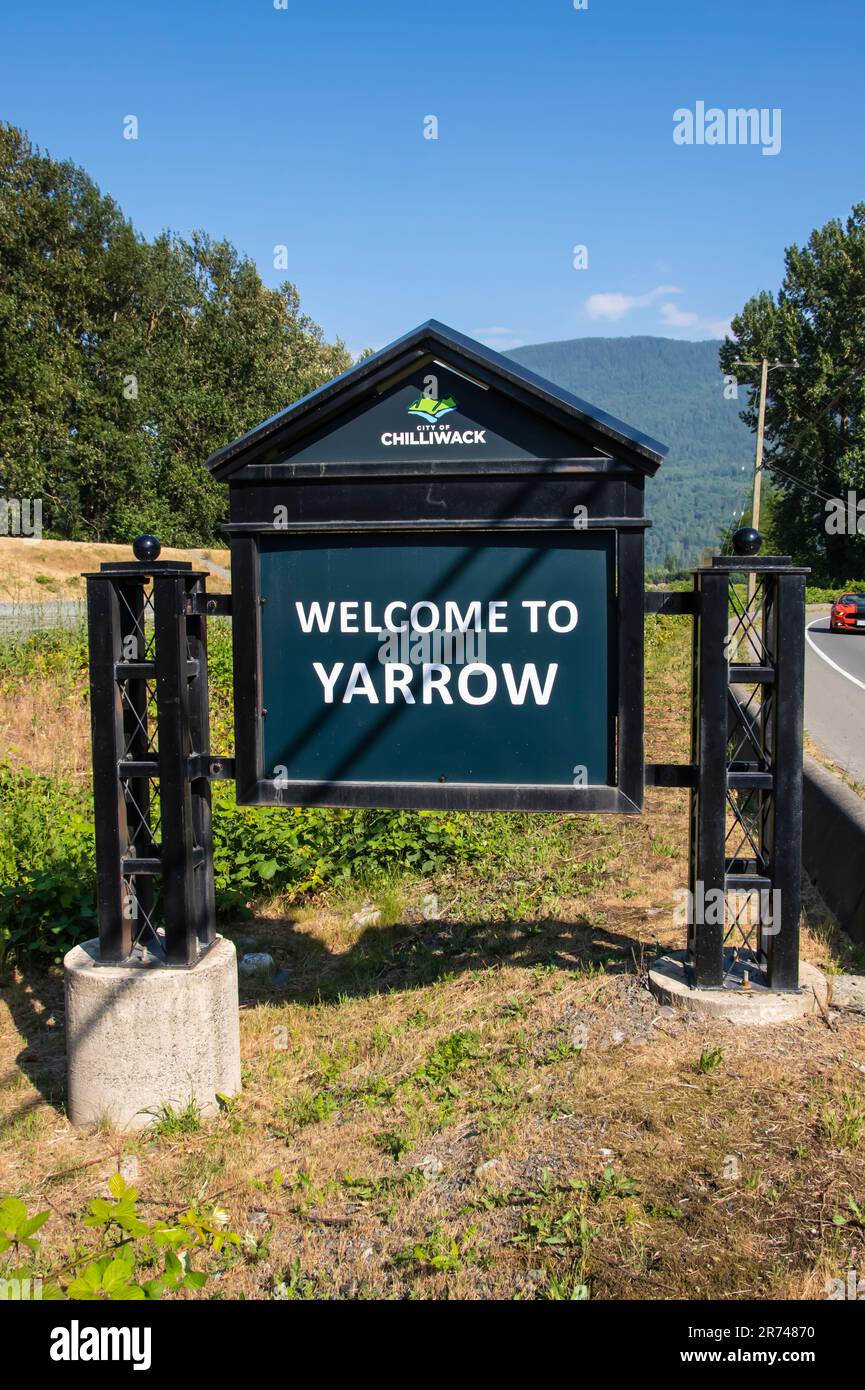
xmin=86 ymin=573 xmax=134 ymax=962
xmin=688 ymin=568 xmax=730 ymax=988
xmin=761 ymin=568 xmax=807 ymax=989
xmin=687 ymin=530 xmax=808 ymax=991
xmin=187 ymin=590 xmax=217 ymax=954
xmin=85 ymin=537 xmax=223 ymax=967
xmin=119 ymin=579 xmax=156 ymax=946
xmin=153 ymin=571 xmax=200 ymax=966
xmin=617 ymin=526 xmax=646 ymax=812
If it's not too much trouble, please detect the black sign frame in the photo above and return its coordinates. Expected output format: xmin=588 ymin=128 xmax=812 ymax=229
xmin=228 ymin=515 xmax=645 ymax=814
xmin=214 ymin=321 xmax=667 ymax=816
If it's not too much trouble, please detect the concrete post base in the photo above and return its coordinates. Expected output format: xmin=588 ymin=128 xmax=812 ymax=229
xmin=64 ymin=936 xmax=241 ymax=1130
xmin=649 ymin=949 xmax=828 ymax=1024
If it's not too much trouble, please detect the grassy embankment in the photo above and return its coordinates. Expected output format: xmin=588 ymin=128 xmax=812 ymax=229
xmin=1 ymin=609 xmax=864 ymax=1300
xmin=0 ymin=537 xmax=230 ymax=605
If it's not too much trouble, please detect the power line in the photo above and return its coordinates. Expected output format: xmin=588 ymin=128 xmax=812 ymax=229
xmin=761 ymin=459 xmax=838 ymax=505
xmin=735 ymin=349 xmax=865 ymax=489
xmin=761 ymin=452 xmax=838 ymax=499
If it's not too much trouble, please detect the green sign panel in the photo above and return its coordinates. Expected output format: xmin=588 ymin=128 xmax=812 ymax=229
xmin=259 ymin=531 xmax=615 ymax=788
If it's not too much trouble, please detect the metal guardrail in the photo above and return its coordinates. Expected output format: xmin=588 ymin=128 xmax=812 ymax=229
xmin=802 ymin=753 xmax=865 ymax=945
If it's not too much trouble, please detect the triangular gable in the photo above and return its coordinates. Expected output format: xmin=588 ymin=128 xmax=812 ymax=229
xmin=206 ymin=320 xmax=668 ymax=479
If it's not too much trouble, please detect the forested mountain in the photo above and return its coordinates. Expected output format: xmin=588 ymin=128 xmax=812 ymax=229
xmin=507 ymin=336 xmax=753 ymax=571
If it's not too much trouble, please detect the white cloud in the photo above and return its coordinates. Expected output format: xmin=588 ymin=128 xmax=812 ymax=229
xmin=474 ymin=326 xmax=525 ymax=350
xmin=659 ymin=302 xmax=699 ymax=328
xmin=583 ymin=284 xmax=733 ymax=339
xmin=584 ymin=285 xmax=681 ymax=322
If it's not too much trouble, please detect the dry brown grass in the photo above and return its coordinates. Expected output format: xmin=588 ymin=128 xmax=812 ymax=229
xmin=2 ymin=900 xmax=864 ymax=1301
xmin=0 ymin=677 xmax=90 ymax=779
xmin=0 ymin=537 xmax=230 ymax=603
xmin=1 ymin=613 xmax=864 ymax=1300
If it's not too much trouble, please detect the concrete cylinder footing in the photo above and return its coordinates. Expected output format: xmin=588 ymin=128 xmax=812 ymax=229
xmin=64 ymin=936 xmax=241 ymax=1130
xmin=648 ymin=950 xmax=828 ymax=1024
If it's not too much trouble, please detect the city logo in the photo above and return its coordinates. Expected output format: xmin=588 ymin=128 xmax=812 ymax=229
xmin=381 ymin=390 xmax=487 ymax=447
xmin=407 ymin=393 xmax=458 ymax=424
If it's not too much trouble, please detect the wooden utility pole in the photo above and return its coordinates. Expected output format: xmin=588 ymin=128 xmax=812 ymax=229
xmin=751 ymin=356 xmax=770 ymax=561
xmin=734 ymin=355 xmax=799 ymax=609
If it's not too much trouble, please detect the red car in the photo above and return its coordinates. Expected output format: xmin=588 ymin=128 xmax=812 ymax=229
xmin=830 ymin=592 xmax=865 ymax=632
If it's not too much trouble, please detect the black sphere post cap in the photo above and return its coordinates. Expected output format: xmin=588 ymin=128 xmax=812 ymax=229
xmin=133 ymin=534 xmax=161 ymax=562
xmin=732 ymin=526 xmax=761 ymax=557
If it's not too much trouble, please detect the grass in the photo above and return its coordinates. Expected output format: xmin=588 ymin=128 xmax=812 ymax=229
xmin=804 ymin=732 xmax=865 ymax=804
xmin=698 ymin=1046 xmax=723 ymax=1075
xmin=0 ymin=537 xmax=230 ymax=604
xmin=1 ymin=612 xmax=864 ymax=1299
xmin=819 ymin=1092 xmax=865 ymax=1150
xmin=147 ymin=1099 xmax=205 ymax=1140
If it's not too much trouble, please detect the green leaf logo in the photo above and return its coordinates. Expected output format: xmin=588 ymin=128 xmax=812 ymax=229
xmin=407 ymin=394 xmax=458 ymax=425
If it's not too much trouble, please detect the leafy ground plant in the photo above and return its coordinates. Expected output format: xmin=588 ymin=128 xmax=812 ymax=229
xmin=0 ymin=1175 xmax=240 ymax=1300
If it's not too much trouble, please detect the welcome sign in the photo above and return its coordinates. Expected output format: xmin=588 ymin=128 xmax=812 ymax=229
xmin=210 ymin=320 xmax=667 ymax=813
xmin=258 ymin=532 xmax=614 ymax=789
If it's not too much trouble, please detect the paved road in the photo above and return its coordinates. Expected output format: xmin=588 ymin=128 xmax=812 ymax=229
xmin=805 ymin=606 xmax=865 ymax=785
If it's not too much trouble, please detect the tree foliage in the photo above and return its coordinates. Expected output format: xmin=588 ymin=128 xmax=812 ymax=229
xmin=0 ymin=123 xmax=351 ymax=544
xmin=720 ymin=204 xmax=865 ymax=584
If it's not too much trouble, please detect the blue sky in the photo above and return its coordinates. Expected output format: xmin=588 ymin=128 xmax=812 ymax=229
xmin=1 ymin=0 xmax=862 ymax=356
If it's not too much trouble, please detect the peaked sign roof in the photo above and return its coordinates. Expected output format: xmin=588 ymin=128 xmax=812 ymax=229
xmin=205 ymin=319 xmax=669 ymax=479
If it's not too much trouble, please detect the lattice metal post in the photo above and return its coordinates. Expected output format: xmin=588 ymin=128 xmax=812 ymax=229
xmin=153 ymin=569 xmax=217 ymax=966
xmin=118 ymin=576 xmax=156 ymax=946
xmin=688 ymin=568 xmax=730 ymax=988
xmin=87 ymin=570 xmax=139 ymax=962
xmin=185 ymin=583 xmax=218 ymax=959
xmin=85 ymin=537 xmax=222 ymax=967
xmin=760 ymin=566 xmax=807 ymax=989
xmin=688 ymin=532 xmax=808 ymax=992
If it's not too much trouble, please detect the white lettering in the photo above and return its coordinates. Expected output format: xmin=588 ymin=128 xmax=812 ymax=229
xmin=383 ymin=601 xmax=408 ymax=632
xmin=521 ymin=600 xmax=545 ymax=633
xmin=384 ymin=663 xmax=415 ymax=704
xmin=488 ymin=601 xmax=508 ymax=633
xmin=444 ymin=599 xmax=482 ymax=632
xmin=410 ymin=601 xmax=439 ymax=633
xmin=458 ymin=664 xmax=497 ymax=705
xmin=295 ymin=600 xmax=335 ymax=633
xmin=548 ymin=600 xmax=579 ymax=633
xmin=340 ymin=600 xmax=359 ymax=632
xmin=344 ymin=663 xmax=379 ymax=703
xmin=423 ymin=664 xmax=453 ymax=704
xmin=312 ymin=662 xmax=344 ymax=702
xmin=501 ymin=663 xmax=559 ymax=705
